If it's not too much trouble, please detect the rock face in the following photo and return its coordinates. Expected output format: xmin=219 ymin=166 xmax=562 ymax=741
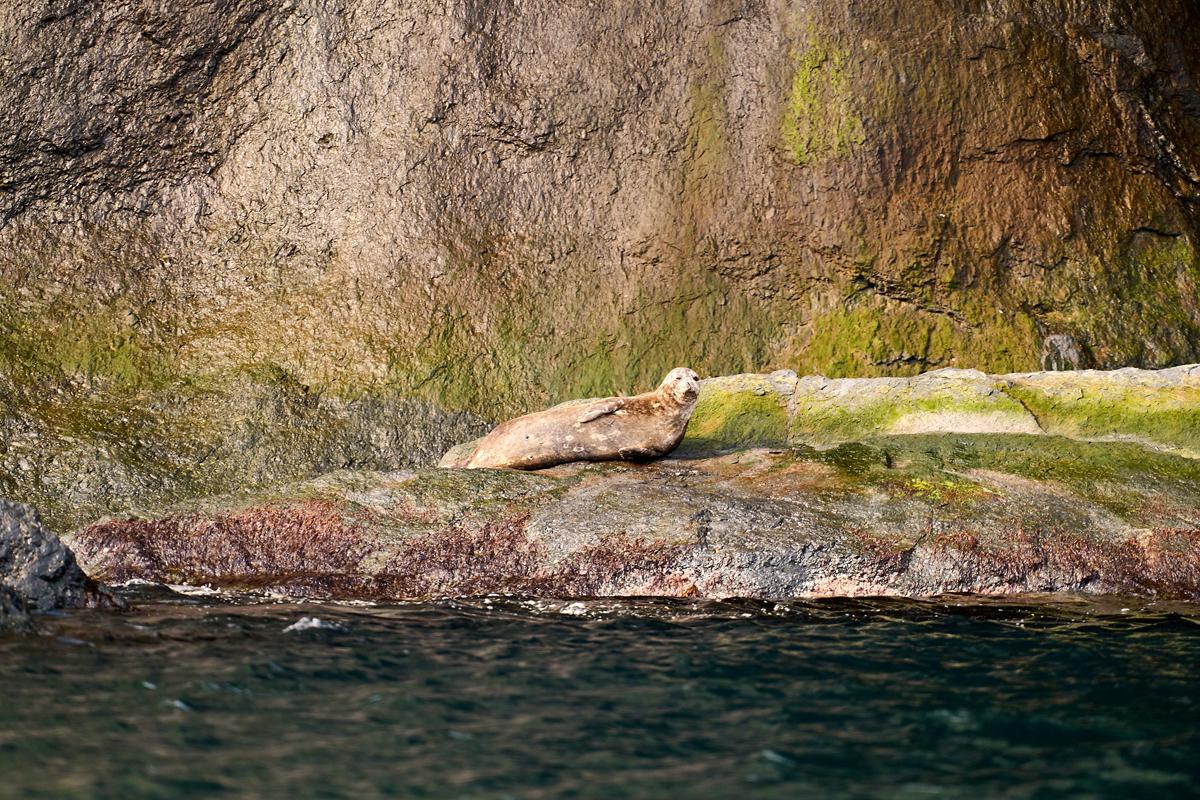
xmin=0 ymin=368 xmax=489 ymax=533
xmin=71 ymin=367 xmax=1200 ymax=601
xmin=2 ymin=1 xmax=1200 ymax=530
xmin=0 ymin=585 xmax=32 ymax=632
xmin=0 ymin=499 xmax=123 ymax=629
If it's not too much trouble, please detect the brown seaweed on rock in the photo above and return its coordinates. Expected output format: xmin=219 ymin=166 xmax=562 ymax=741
xmin=74 ymin=502 xmax=375 ymax=592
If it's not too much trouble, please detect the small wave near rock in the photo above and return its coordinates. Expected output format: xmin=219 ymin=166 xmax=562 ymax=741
xmin=283 ymin=616 xmax=345 ymax=632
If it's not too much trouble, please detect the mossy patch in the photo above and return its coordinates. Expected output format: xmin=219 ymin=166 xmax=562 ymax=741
xmin=780 ymin=34 xmax=865 ymax=165
xmin=787 ymin=434 xmax=1200 ymax=525
xmin=0 ymin=296 xmax=176 ymax=391
xmin=786 ymin=303 xmax=1040 ymax=378
xmin=891 ymin=477 xmax=999 ymax=505
xmin=1062 ymin=235 xmax=1200 ymax=369
xmin=680 ymin=381 xmax=789 ymax=455
xmin=1003 ymin=376 xmax=1200 ymax=456
xmin=789 ymin=377 xmax=1035 ymax=444
xmin=778 ymin=440 xmax=1000 ymax=511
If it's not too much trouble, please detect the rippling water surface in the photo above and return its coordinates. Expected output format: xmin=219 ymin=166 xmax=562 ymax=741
xmin=1 ymin=586 xmax=1198 ymax=799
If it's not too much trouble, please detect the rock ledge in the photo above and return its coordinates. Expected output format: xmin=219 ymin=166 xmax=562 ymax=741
xmin=71 ymin=367 xmax=1200 ymax=602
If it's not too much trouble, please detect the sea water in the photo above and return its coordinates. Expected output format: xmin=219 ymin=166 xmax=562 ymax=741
xmin=1 ymin=586 xmax=1197 ymax=799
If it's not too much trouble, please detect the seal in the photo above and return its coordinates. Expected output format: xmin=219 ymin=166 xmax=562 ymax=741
xmin=459 ymin=367 xmax=701 ymax=470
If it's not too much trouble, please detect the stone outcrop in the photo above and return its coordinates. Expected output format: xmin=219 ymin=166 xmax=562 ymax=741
xmin=2 ymin=1 xmax=1199 ymax=533
xmin=70 ymin=367 xmax=1200 ymax=601
xmin=0 ymin=498 xmax=123 ymax=630
xmin=445 ymin=365 xmax=1200 ymax=464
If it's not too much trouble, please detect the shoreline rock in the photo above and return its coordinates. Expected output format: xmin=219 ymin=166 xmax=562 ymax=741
xmin=70 ymin=459 xmax=1200 ymax=600
xmin=1 ymin=499 xmax=125 ymax=631
xmin=689 ymin=365 xmax=1200 ymax=457
xmin=0 ymin=585 xmax=33 ymax=632
xmin=69 ymin=367 xmax=1200 ymax=601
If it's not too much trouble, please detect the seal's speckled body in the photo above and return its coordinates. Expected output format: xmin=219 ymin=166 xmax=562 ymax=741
xmin=462 ymin=368 xmax=700 ymax=470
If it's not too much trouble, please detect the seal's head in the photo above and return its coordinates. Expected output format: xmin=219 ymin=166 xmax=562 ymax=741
xmin=659 ymin=367 xmax=700 ymax=406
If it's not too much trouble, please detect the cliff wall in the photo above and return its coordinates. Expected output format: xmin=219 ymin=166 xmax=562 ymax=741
xmin=2 ymin=0 xmax=1198 ymax=523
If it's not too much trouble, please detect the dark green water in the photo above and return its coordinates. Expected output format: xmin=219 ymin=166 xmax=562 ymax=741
xmin=1 ymin=587 xmax=1197 ymax=799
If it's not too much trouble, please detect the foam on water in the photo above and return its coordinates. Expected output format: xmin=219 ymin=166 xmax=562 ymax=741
xmin=282 ymin=617 xmax=346 ymax=632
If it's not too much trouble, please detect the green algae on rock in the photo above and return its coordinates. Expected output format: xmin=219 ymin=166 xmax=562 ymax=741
xmin=1002 ymin=368 xmax=1200 ymax=457
xmin=779 ymin=32 xmax=865 ymax=166
xmin=676 ymin=372 xmax=793 ymax=455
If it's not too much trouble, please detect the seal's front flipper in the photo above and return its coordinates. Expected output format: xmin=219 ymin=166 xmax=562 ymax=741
xmin=577 ymin=399 xmax=625 ymax=424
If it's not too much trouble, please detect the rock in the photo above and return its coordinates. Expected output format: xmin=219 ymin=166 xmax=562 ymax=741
xmin=0 ymin=499 xmax=124 ymax=620
xmin=438 ymin=439 xmax=479 ymax=470
xmin=72 ymin=417 xmax=1200 ymax=601
xmin=0 ymin=369 xmax=489 ymax=533
xmin=1041 ymin=334 xmax=1087 ymax=371
xmin=686 ymin=366 xmax=1200 ymax=457
xmin=0 ymin=585 xmax=33 ymax=633
xmin=3 ymin=1 xmax=1200 ymax=533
